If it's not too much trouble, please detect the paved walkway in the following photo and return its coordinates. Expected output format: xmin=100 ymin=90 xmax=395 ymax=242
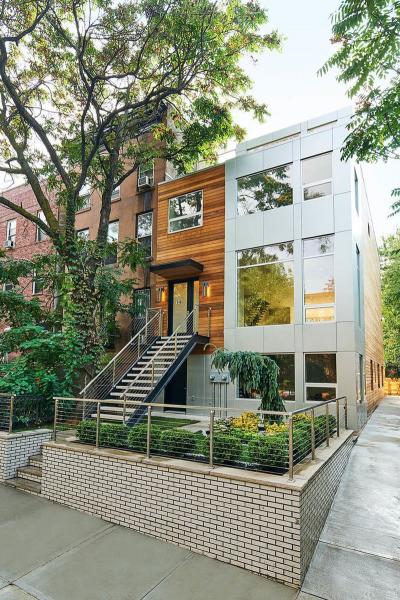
xmin=0 ymin=485 xmax=296 ymax=600
xmin=299 ymin=396 xmax=400 ymax=600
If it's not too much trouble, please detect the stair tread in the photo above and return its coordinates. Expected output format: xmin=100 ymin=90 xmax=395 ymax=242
xmin=5 ymin=478 xmax=41 ymax=494
xmin=29 ymin=454 xmax=43 ymax=464
xmin=17 ymin=465 xmax=42 ymax=477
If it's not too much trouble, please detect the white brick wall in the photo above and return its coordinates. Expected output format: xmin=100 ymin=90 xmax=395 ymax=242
xmin=0 ymin=429 xmax=52 ymax=480
xmin=41 ymin=433 xmax=354 ymax=588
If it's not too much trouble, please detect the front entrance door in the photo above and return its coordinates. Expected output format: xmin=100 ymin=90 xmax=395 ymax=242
xmin=168 ymin=279 xmax=199 ymax=335
xmin=164 ymin=361 xmax=187 ymax=411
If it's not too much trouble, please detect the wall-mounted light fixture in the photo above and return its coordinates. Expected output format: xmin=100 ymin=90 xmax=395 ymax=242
xmin=156 ymin=286 xmax=165 ymax=303
xmin=201 ymin=281 xmax=210 ymax=298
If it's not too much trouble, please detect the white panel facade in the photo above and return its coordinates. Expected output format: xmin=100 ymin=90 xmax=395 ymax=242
xmin=224 ymin=108 xmax=370 ymax=428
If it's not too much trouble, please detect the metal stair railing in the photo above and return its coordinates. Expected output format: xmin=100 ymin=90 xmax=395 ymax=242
xmin=120 ymin=305 xmax=200 ymax=404
xmin=80 ymin=308 xmax=162 ymax=401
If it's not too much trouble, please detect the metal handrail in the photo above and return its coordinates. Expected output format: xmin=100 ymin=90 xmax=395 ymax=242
xmin=121 ymin=305 xmax=199 ymax=400
xmin=53 ymin=395 xmax=348 ymax=480
xmin=80 ymin=308 xmax=162 ymax=398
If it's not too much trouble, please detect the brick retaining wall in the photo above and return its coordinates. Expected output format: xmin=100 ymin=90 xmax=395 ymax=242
xmin=0 ymin=429 xmax=52 ymax=481
xmin=41 ymin=431 xmax=354 ymax=588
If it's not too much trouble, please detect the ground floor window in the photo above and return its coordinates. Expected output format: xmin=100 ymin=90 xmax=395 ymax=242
xmin=238 ymin=353 xmax=295 ymax=402
xmin=305 ymin=353 xmax=337 ymax=401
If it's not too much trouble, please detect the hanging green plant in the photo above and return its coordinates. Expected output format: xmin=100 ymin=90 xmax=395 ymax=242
xmin=211 ymin=349 xmax=286 ymax=421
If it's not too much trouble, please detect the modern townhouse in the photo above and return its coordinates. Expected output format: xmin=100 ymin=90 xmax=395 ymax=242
xmin=145 ymin=108 xmax=384 ymax=430
xmin=0 ymin=108 xmax=385 ymax=429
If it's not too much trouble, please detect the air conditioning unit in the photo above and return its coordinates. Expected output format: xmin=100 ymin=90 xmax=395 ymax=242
xmin=4 ymin=239 xmax=14 ymax=249
xmin=138 ymin=175 xmax=153 ymax=190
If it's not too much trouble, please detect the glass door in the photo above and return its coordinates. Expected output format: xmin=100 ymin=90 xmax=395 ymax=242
xmin=168 ymin=280 xmax=199 ymax=335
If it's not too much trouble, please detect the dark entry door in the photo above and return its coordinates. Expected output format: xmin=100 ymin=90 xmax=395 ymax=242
xmin=164 ymin=360 xmax=187 ymax=411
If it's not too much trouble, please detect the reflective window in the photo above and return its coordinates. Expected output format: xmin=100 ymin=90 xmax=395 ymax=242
xmin=305 ymin=353 xmax=337 ymax=401
xmin=78 ymin=182 xmax=91 ymax=210
xmin=104 ymin=220 xmax=119 ymax=265
xmin=302 ymin=153 xmax=332 ymax=200
xmin=111 ymin=185 xmax=120 ymax=201
xmin=6 ymin=219 xmax=16 ymax=245
xmin=137 ymin=211 xmax=153 ymax=257
xmin=77 ymin=228 xmax=89 ymax=240
xmin=138 ymin=161 xmax=154 ymax=186
xmin=32 ymin=270 xmax=44 ymax=295
xmin=239 ymin=354 xmax=295 ymax=402
xmin=237 ymin=242 xmax=294 ymax=327
xmin=168 ymin=190 xmax=203 ymax=233
xmin=237 ymin=164 xmax=293 ymax=215
xmin=36 ymin=210 xmax=48 ymax=242
xmin=303 ymin=235 xmax=335 ymax=322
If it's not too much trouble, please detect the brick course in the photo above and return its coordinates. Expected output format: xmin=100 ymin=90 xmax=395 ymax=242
xmin=41 ymin=432 xmax=354 ymax=588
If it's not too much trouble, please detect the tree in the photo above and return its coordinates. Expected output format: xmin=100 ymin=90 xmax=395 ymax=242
xmin=211 ymin=348 xmax=285 ymax=416
xmin=0 ymin=245 xmax=144 ymax=394
xmin=381 ymin=230 xmax=400 ymax=368
xmin=0 ymin=0 xmax=280 ymax=366
xmin=321 ymin=0 xmax=400 ymax=210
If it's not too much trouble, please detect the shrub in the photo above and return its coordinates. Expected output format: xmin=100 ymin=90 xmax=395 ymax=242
xmin=231 ymin=411 xmax=259 ymax=432
xmin=127 ymin=424 xmax=163 ymax=452
xmin=265 ymin=422 xmax=288 ymax=435
xmin=76 ymin=419 xmax=96 ymax=444
xmin=160 ymin=428 xmax=199 ymax=456
xmin=247 ymin=433 xmax=289 ymax=470
xmin=100 ymin=423 xmax=129 ymax=449
xmin=200 ymin=433 xmax=243 ymax=464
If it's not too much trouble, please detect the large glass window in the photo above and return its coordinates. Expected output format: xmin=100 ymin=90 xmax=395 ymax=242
xmin=104 ymin=220 xmax=119 ymax=265
xmin=305 ymin=353 xmax=337 ymax=401
xmin=237 ymin=164 xmax=293 ymax=215
xmin=168 ymin=190 xmax=203 ymax=233
xmin=239 ymin=354 xmax=295 ymax=402
xmin=6 ymin=219 xmax=16 ymax=245
xmin=36 ymin=210 xmax=48 ymax=242
xmin=136 ymin=211 xmax=153 ymax=257
xmin=302 ymin=152 xmax=332 ymax=200
xmin=237 ymin=242 xmax=294 ymax=326
xmin=303 ymin=235 xmax=335 ymax=322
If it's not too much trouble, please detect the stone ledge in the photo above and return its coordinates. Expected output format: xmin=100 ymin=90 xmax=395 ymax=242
xmin=0 ymin=428 xmax=52 ymax=440
xmin=43 ymin=429 xmax=354 ymax=492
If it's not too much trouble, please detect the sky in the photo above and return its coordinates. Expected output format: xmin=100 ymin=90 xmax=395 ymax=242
xmin=234 ymin=0 xmax=399 ymax=243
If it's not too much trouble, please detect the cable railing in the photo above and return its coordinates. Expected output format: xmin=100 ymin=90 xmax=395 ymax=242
xmin=53 ymin=395 xmax=348 ymax=479
xmin=0 ymin=394 xmax=54 ymax=433
xmin=120 ymin=305 xmax=201 ymax=404
xmin=80 ymin=308 xmax=163 ymax=401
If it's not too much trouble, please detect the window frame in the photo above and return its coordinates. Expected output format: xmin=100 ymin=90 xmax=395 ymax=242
xmin=168 ymin=189 xmax=203 ymax=234
xmin=6 ymin=219 xmax=16 ymax=244
xmin=136 ymin=210 xmax=153 ymax=257
xmin=32 ymin=270 xmax=44 ymax=295
xmin=111 ymin=185 xmax=120 ymax=201
xmin=236 ymin=162 xmax=293 ymax=216
xmin=301 ymin=152 xmax=333 ymax=202
xmin=104 ymin=220 xmax=119 ymax=265
xmin=304 ymin=352 xmax=337 ymax=402
xmin=138 ymin=161 xmax=155 ymax=187
xmin=303 ymin=234 xmax=335 ymax=324
xmin=36 ymin=210 xmax=48 ymax=242
xmin=236 ymin=241 xmax=294 ymax=327
xmin=237 ymin=352 xmax=296 ymax=402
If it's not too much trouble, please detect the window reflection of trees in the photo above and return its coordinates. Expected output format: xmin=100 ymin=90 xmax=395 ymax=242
xmin=237 ymin=164 xmax=293 ymax=215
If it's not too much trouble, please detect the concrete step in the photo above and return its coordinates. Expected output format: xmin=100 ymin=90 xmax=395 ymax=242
xmin=5 ymin=477 xmax=41 ymax=496
xmin=29 ymin=454 xmax=43 ymax=467
xmin=17 ymin=465 xmax=42 ymax=483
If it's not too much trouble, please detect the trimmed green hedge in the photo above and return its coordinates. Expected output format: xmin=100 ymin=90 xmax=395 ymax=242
xmin=75 ymin=413 xmax=337 ymax=474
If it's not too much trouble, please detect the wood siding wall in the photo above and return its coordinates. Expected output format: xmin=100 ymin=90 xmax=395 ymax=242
xmin=153 ymin=165 xmax=225 ymax=352
xmin=361 ymin=175 xmax=385 ymax=412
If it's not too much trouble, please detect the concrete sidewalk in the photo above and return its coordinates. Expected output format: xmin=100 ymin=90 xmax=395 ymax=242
xmin=299 ymin=396 xmax=400 ymax=600
xmin=0 ymin=484 xmax=296 ymax=600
